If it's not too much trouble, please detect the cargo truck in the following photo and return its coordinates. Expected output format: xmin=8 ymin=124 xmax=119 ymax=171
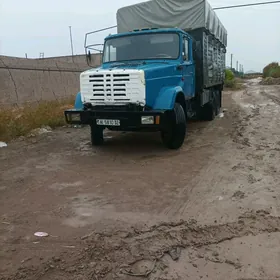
xmin=65 ymin=0 xmax=227 ymax=149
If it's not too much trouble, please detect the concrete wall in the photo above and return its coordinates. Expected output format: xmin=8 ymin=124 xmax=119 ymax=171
xmin=0 ymin=54 xmax=101 ymax=107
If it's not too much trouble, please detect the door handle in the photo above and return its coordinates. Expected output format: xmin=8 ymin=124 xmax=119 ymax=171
xmin=176 ymin=65 xmax=183 ymax=70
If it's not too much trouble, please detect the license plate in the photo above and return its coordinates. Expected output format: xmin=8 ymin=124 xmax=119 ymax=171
xmin=96 ymin=119 xmax=120 ymax=126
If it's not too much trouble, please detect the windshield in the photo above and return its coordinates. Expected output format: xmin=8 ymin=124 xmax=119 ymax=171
xmin=103 ymin=33 xmax=180 ymax=63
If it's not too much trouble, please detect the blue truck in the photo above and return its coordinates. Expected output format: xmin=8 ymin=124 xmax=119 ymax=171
xmin=65 ymin=0 xmax=227 ymax=149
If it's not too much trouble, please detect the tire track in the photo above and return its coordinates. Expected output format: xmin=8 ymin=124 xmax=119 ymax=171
xmin=260 ymin=90 xmax=280 ymax=106
xmin=5 ymin=211 xmax=280 ymax=280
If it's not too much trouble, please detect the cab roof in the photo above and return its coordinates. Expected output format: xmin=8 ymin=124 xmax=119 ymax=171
xmin=105 ymin=28 xmax=190 ymax=41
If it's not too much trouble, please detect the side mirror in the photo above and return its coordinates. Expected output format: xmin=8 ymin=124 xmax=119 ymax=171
xmin=86 ymin=50 xmax=92 ymax=63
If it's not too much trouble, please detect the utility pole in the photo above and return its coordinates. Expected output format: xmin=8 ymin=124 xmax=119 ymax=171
xmin=230 ymin=54 xmax=233 ymax=69
xmin=236 ymin=61 xmax=238 ymax=72
xmin=69 ymin=26 xmax=74 ymax=61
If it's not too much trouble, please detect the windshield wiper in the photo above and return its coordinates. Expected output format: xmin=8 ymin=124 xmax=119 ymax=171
xmin=111 ymin=60 xmax=169 ymax=66
xmin=111 ymin=61 xmax=145 ymax=67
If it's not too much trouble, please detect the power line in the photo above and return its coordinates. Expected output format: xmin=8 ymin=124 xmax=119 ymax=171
xmin=89 ymin=1 xmax=280 ymax=34
xmin=214 ymin=0 xmax=280 ymax=10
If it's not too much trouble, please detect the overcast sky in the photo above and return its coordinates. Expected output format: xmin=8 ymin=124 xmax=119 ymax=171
xmin=0 ymin=0 xmax=279 ymax=71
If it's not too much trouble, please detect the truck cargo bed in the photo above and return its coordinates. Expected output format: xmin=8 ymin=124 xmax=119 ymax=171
xmin=189 ymin=28 xmax=226 ymax=91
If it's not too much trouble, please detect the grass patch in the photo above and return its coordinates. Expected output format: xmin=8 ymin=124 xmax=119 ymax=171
xmin=0 ymin=97 xmax=74 ymax=142
xmin=224 ymin=69 xmax=244 ymax=90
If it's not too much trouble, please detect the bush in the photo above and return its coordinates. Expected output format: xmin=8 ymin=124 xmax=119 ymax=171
xmin=224 ymin=69 xmax=245 ymax=90
xmin=225 ymin=69 xmax=235 ymax=81
xmin=270 ymin=67 xmax=280 ymax=78
xmin=0 ymin=97 xmax=74 ymax=142
xmin=263 ymin=62 xmax=280 ymax=78
xmin=224 ymin=69 xmax=237 ymax=89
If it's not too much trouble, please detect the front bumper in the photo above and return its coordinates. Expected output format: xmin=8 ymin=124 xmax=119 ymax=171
xmin=64 ymin=108 xmax=167 ymax=130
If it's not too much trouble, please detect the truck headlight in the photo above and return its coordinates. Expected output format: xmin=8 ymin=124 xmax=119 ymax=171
xmin=141 ymin=116 xmax=154 ymax=124
xmin=69 ymin=113 xmax=81 ymax=122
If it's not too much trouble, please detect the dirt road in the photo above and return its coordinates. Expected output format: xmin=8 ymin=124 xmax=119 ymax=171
xmin=1 ymin=79 xmax=280 ymax=280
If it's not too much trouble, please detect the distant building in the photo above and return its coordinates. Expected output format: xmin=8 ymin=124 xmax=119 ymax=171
xmin=245 ymin=70 xmax=258 ymax=74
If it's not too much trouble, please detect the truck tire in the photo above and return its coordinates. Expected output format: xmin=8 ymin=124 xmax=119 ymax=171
xmin=90 ymin=124 xmax=104 ymax=146
xmin=215 ymin=90 xmax=221 ymax=115
xmin=205 ymin=101 xmax=216 ymax=121
xmin=161 ymin=103 xmax=186 ymax=149
xmin=199 ymin=101 xmax=216 ymax=121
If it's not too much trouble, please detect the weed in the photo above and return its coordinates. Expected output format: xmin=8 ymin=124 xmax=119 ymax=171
xmin=224 ymin=69 xmax=244 ymax=90
xmin=0 ymin=97 xmax=74 ymax=142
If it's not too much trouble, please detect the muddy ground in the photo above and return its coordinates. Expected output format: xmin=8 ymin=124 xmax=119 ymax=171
xmin=1 ymin=79 xmax=280 ymax=280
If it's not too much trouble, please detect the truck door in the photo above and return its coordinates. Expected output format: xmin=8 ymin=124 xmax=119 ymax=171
xmin=182 ymin=37 xmax=195 ymax=98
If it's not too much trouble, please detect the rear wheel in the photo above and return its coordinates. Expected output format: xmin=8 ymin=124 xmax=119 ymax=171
xmin=90 ymin=124 xmax=104 ymax=146
xmin=203 ymin=101 xmax=216 ymax=121
xmin=197 ymin=99 xmax=216 ymax=121
xmin=161 ymin=103 xmax=186 ymax=149
xmin=215 ymin=90 xmax=222 ymax=115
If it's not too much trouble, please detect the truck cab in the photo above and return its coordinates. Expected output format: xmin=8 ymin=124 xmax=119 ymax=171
xmin=84 ymin=29 xmax=195 ymax=110
xmin=65 ymin=28 xmax=198 ymax=149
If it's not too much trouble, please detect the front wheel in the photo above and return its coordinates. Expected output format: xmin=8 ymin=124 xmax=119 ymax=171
xmin=90 ymin=124 xmax=104 ymax=146
xmin=161 ymin=103 xmax=186 ymax=149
